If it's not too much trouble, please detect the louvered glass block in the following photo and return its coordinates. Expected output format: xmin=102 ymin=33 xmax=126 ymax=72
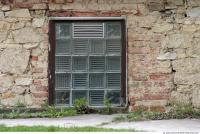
xmin=106 ymin=90 xmax=120 ymax=104
xmin=55 ymin=56 xmax=71 ymax=72
xmin=106 ymin=39 xmax=121 ymax=54
xmin=106 ymin=73 xmax=121 ymax=89
xmin=56 ymin=23 xmax=70 ymax=38
xmin=73 ymin=39 xmax=89 ymax=54
xmin=72 ymin=74 xmax=88 ymax=89
xmin=107 ymin=23 xmax=121 ymax=38
xmin=107 ymin=56 xmax=120 ymax=71
xmin=72 ymin=90 xmax=87 ymax=104
xmin=89 ymin=90 xmax=104 ymax=106
xmin=73 ymin=23 xmax=104 ymax=38
xmin=55 ymin=74 xmax=71 ymax=89
xmin=90 ymin=40 xmax=104 ymax=54
xmin=55 ymin=90 xmax=70 ymax=105
xmin=89 ymin=73 xmax=104 ymax=88
xmin=89 ymin=56 xmax=105 ymax=71
xmin=72 ymin=57 xmax=87 ymax=71
xmin=56 ymin=39 xmax=71 ymax=55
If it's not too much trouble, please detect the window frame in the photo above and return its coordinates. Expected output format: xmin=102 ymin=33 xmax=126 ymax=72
xmin=48 ymin=17 xmax=127 ymax=108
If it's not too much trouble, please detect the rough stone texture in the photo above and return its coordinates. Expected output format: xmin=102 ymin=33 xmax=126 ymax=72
xmin=13 ymin=27 xmax=43 ymax=43
xmin=0 ymin=48 xmax=30 ymax=74
xmin=0 ymin=0 xmax=199 ymax=110
xmin=5 ymin=9 xmax=31 ymax=18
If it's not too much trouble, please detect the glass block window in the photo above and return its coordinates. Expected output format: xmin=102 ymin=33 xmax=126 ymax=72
xmin=54 ymin=21 xmax=124 ymax=107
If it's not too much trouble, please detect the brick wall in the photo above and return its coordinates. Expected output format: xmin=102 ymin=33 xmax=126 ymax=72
xmin=0 ymin=0 xmax=199 ymax=111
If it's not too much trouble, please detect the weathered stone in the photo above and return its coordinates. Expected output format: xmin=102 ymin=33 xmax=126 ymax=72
xmin=32 ymin=18 xmax=45 ymax=27
xmin=186 ymin=7 xmax=200 ymax=17
xmin=0 ymin=91 xmax=15 ymax=100
xmin=170 ymin=91 xmax=191 ymax=105
xmin=182 ymin=25 xmax=199 ymax=33
xmin=15 ymin=77 xmax=32 ymax=86
xmin=174 ymin=73 xmax=200 ymax=85
xmin=192 ymin=89 xmax=200 ymax=108
xmin=167 ymin=0 xmax=184 ymax=6
xmin=13 ymin=27 xmax=43 ymax=43
xmin=24 ymin=94 xmax=34 ymax=106
xmin=157 ymin=52 xmax=176 ymax=60
xmin=23 ymin=43 xmax=39 ymax=49
xmin=0 ymin=48 xmax=30 ymax=74
xmin=146 ymin=0 xmax=165 ymax=11
xmin=0 ymin=74 xmax=14 ymax=89
xmin=5 ymin=9 xmax=31 ymax=18
xmin=1 ymin=94 xmax=25 ymax=107
xmin=11 ymin=86 xmax=27 ymax=95
xmin=11 ymin=21 xmax=25 ymax=30
xmin=1 ymin=5 xmax=11 ymax=11
xmin=172 ymin=58 xmax=200 ymax=73
xmin=0 ymin=21 xmax=11 ymax=32
xmin=152 ymin=23 xmax=173 ymax=33
xmin=0 ymin=31 xmax=7 ymax=43
xmin=32 ymin=3 xmax=48 ymax=10
xmin=0 ymin=11 xmax=4 ymax=19
xmin=161 ymin=34 xmax=193 ymax=49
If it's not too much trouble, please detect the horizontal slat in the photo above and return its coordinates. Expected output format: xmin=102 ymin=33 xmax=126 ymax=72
xmin=90 ymin=90 xmax=104 ymax=106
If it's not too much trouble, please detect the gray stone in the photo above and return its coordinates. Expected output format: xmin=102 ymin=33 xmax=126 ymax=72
xmin=174 ymin=73 xmax=200 ymax=85
xmin=0 ymin=11 xmax=4 ymax=19
xmin=5 ymin=9 xmax=31 ymax=18
xmin=0 ymin=32 xmax=7 ymax=43
xmin=13 ymin=27 xmax=43 ymax=43
xmin=12 ymin=86 xmax=27 ymax=95
xmin=23 ymin=43 xmax=39 ymax=49
xmin=0 ymin=48 xmax=30 ymax=74
xmin=186 ymin=7 xmax=200 ymax=17
xmin=152 ymin=23 xmax=173 ymax=33
xmin=0 ymin=74 xmax=14 ymax=89
xmin=1 ymin=5 xmax=11 ymax=11
xmin=32 ymin=18 xmax=45 ymax=28
xmin=157 ymin=52 xmax=176 ymax=60
xmin=192 ymin=89 xmax=200 ymax=108
xmin=1 ymin=95 xmax=25 ymax=107
xmin=24 ymin=94 xmax=34 ymax=106
xmin=170 ymin=91 xmax=191 ymax=105
xmin=15 ymin=77 xmax=32 ymax=86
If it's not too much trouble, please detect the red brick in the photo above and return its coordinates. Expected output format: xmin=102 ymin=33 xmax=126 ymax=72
xmin=48 ymin=11 xmax=72 ymax=17
xmin=149 ymin=73 xmax=171 ymax=80
xmin=32 ymin=67 xmax=43 ymax=73
xmin=32 ymin=91 xmax=48 ymax=98
xmin=100 ymin=11 xmax=122 ymax=17
xmin=54 ymin=0 xmax=65 ymax=4
xmin=14 ymin=3 xmax=33 ymax=8
xmin=33 ymin=79 xmax=42 ymax=85
xmin=72 ymin=11 xmax=98 ymax=17
xmin=66 ymin=0 xmax=73 ymax=3
xmin=132 ymin=74 xmax=148 ymax=81
xmin=142 ymin=93 xmax=170 ymax=100
xmin=31 ymin=56 xmax=38 ymax=61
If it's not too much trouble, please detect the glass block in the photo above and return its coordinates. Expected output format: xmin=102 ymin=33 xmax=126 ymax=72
xmin=73 ymin=39 xmax=89 ymax=54
xmin=106 ymin=90 xmax=120 ymax=104
xmin=89 ymin=90 xmax=104 ymax=106
xmin=72 ymin=90 xmax=87 ymax=104
xmin=106 ymin=39 xmax=121 ymax=54
xmin=56 ymin=23 xmax=70 ymax=38
xmin=55 ymin=74 xmax=71 ymax=89
xmin=90 ymin=40 xmax=104 ymax=54
xmin=55 ymin=90 xmax=70 ymax=105
xmin=106 ymin=73 xmax=121 ymax=89
xmin=72 ymin=57 xmax=87 ymax=71
xmin=72 ymin=74 xmax=88 ymax=89
xmin=107 ymin=23 xmax=121 ymax=38
xmin=55 ymin=56 xmax=71 ymax=72
xmin=89 ymin=73 xmax=104 ymax=88
xmin=56 ymin=39 xmax=71 ymax=55
xmin=89 ymin=56 xmax=105 ymax=71
xmin=107 ymin=56 xmax=120 ymax=71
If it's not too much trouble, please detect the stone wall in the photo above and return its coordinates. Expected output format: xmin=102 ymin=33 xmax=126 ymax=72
xmin=0 ymin=0 xmax=199 ymax=111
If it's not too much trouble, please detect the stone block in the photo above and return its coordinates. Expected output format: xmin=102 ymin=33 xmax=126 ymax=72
xmin=0 ymin=48 xmax=30 ymax=74
xmin=13 ymin=27 xmax=43 ymax=43
xmin=0 ymin=74 xmax=14 ymax=89
xmin=12 ymin=86 xmax=27 ymax=95
xmin=152 ymin=23 xmax=173 ymax=33
xmin=15 ymin=77 xmax=32 ymax=86
xmin=157 ymin=52 xmax=176 ymax=60
xmin=5 ymin=9 xmax=31 ymax=18
xmin=32 ymin=18 xmax=45 ymax=27
xmin=170 ymin=91 xmax=191 ymax=105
